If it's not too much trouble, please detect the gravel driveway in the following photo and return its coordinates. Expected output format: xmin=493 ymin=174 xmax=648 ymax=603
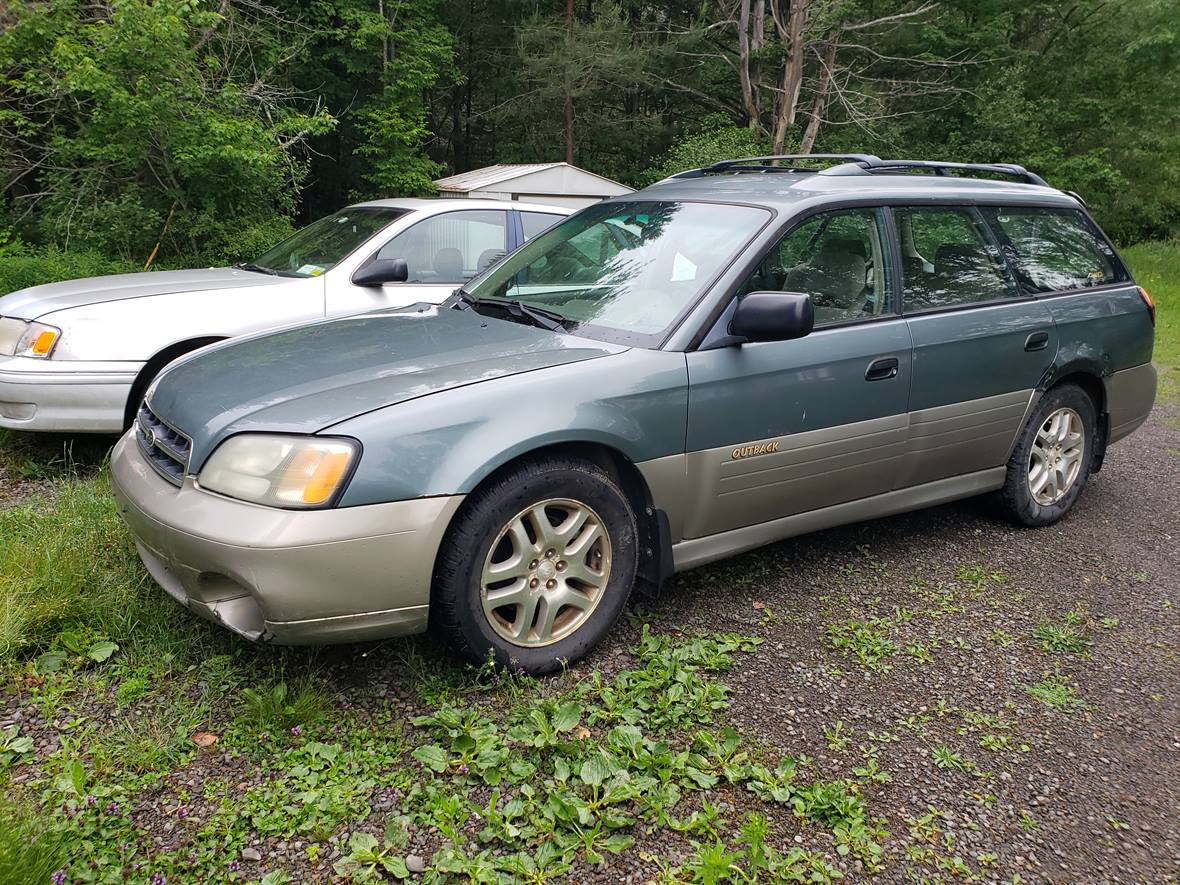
xmin=579 ymin=400 xmax=1179 ymax=882
xmin=1 ymin=403 xmax=1176 ymax=884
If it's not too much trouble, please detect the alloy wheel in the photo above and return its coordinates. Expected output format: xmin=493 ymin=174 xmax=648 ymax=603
xmin=479 ymin=498 xmax=611 ymax=647
xmin=1028 ymin=406 xmax=1085 ymax=506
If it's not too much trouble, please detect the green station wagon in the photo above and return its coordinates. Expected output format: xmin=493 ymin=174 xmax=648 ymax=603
xmin=111 ymin=154 xmax=1157 ymax=673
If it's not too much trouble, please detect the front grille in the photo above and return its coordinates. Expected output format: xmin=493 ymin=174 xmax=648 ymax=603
xmin=135 ymin=401 xmax=191 ymax=486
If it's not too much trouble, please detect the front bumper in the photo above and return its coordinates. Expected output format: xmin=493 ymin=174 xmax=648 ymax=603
xmin=0 ymin=356 xmax=141 ymax=432
xmin=110 ymin=432 xmax=464 ymax=644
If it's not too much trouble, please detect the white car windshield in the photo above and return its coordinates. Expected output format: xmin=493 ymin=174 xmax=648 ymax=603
xmin=465 ymin=200 xmax=770 ymax=343
xmin=249 ymin=207 xmax=408 ymax=277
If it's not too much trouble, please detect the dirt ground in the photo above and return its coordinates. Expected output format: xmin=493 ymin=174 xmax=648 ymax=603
xmin=599 ymin=400 xmax=1180 ymax=883
xmin=1 ymin=403 xmax=1176 ymax=883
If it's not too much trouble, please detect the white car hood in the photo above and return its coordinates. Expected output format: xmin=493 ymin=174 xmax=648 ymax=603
xmin=0 ymin=267 xmax=289 ymax=319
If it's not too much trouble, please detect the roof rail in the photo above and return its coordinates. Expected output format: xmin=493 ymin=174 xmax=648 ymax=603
xmin=668 ymin=154 xmax=882 ymax=179
xmin=856 ymin=158 xmax=1050 ymax=188
xmin=667 ymin=153 xmax=1050 ymax=188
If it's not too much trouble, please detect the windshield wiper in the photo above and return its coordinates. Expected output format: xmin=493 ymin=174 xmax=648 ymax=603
xmin=458 ymin=292 xmax=568 ymax=332
xmin=236 ymin=262 xmax=279 ymax=276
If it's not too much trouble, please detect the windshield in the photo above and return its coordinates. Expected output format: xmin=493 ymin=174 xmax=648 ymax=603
xmin=251 ymin=207 xmax=409 ymax=277
xmin=465 ymin=200 xmax=771 ymax=344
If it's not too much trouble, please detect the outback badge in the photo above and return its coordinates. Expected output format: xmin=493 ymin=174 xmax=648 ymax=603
xmin=731 ymin=441 xmax=781 ymax=460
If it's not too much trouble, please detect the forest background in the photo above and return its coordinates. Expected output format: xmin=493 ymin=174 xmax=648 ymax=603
xmin=0 ymin=0 xmax=1177 ymax=286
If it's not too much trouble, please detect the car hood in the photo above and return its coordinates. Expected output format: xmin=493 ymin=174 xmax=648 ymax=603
xmin=0 ymin=267 xmax=288 ymax=319
xmin=148 ymin=305 xmax=627 ymax=465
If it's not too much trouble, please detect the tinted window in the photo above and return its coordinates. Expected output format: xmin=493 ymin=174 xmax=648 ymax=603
xmin=896 ymin=207 xmax=1017 ymax=310
xmin=984 ymin=207 xmax=1129 ymax=293
xmin=468 ymin=200 xmax=770 ymax=342
xmin=521 ymin=211 xmax=565 ymax=240
xmin=738 ymin=208 xmax=894 ymax=327
xmin=377 ymin=210 xmax=507 ymax=283
xmin=252 ymin=207 xmax=408 ymax=277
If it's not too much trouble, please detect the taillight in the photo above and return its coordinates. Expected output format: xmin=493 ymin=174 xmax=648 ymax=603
xmin=1137 ymin=286 xmax=1156 ymax=326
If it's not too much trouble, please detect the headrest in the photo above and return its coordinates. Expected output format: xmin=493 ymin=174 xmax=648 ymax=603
xmin=434 ymin=247 xmax=464 ymax=280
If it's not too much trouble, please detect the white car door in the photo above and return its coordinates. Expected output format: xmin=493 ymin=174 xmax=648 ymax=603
xmin=325 ymin=208 xmax=511 ymax=316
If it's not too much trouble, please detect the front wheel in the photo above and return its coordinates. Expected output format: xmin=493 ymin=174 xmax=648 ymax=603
xmin=997 ymin=383 xmax=1097 ymax=527
xmin=432 ymin=456 xmax=638 ymax=674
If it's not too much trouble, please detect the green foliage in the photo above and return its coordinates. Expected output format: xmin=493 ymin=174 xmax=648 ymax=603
xmin=826 ymin=617 xmax=899 ymax=671
xmin=1124 ymin=241 xmax=1180 ymax=399
xmin=354 ymin=0 xmax=453 ymax=197
xmin=238 ymin=680 xmax=329 ymax=735
xmin=641 ymin=115 xmax=770 ymax=185
xmin=0 ymin=472 xmax=166 ymax=660
xmin=0 ymin=236 xmax=139 ymax=296
xmin=0 ymin=0 xmax=333 ymax=262
xmin=1032 ymin=621 xmax=1090 ymax=655
xmin=0 ymin=803 xmax=69 ymax=885
xmin=1024 ymin=674 xmax=1088 ymax=713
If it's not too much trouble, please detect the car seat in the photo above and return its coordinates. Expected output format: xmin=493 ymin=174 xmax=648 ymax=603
xmin=785 ymin=242 xmax=868 ymax=319
xmin=477 ymin=249 xmax=504 ymax=274
xmin=434 ymin=248 xmax=465 ymax=282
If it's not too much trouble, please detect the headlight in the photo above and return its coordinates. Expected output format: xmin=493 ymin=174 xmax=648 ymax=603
xmin=0 ymin=319 xmax=62 ymax=358
xmin=198 ymin=434 xmax=359 ymax=509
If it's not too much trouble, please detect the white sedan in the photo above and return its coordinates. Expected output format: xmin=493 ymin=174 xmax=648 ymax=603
xmin=0 ymin=198 xmax=570 ymax=433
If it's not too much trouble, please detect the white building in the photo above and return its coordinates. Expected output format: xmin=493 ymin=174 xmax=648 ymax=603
xmin=434 ymin=162 xmax=633 ymax=210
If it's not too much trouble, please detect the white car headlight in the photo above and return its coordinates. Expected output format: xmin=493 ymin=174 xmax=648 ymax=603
xmin=198 ymin=434 xmax=360 ymax=509
xmin=0 ymin=318 xmax=61 ymax=358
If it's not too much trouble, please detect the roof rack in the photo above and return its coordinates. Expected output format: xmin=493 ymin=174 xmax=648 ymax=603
xmin=856 ymin=159 xmax=1049 ymax=188
xmin=668 ymin=154 xmax=1050 ymax=188
xmin=668 ymin=154 xmax=883 ymax=178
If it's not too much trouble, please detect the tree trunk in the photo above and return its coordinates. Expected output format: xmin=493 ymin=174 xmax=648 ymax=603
xmin=737 ymin=0 xmax=759 ymax=130
xmin=798 ymin=40 xmax=835 ymax=153
xmin=771 ymin=0 xmax=809 ymax=154
xmin=564 ymin=0 xmax=575 ymax=164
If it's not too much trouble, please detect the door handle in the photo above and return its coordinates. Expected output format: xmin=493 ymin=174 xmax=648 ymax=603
xmin=865 ymin=356 xmax=900 ymax=382
xmin=1024 ymin=331 xmax=1050 ymax=352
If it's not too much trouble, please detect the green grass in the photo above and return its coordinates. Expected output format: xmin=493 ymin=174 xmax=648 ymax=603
xmin=0 ymin=471 xmax=178 ymax=661
xmin=0 ymin=803 xmax=70 ymax=885
xmin=1024 ymin=674 xmax=1088 ymax=713
xmin=1124 ymin=240 xmax=1180 ymax=399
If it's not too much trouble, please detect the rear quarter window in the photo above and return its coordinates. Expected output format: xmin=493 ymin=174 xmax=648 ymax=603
xmin=984 ymin=207 xmax=1129 ymax=294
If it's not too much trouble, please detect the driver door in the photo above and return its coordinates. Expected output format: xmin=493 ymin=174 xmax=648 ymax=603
xmin=682 ymin=207 xmax=913 ymax=539
xmin=326 ymin=209 xmax=510 ymax=315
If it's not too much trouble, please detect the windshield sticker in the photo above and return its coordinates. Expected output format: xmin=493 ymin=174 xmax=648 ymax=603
xmin=671 ymin=252 xmax=697 ymax=282
xmin=296 ymin=264 xmax=326 ymax=277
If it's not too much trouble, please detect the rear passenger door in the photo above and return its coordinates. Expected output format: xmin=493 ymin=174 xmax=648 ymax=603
xmin=683 ymin=207 xmax=912 ymax=539
xmin=894 ymin=205 xmax=1057 ymax=488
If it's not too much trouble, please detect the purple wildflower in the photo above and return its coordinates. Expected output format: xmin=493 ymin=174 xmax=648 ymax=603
xmin=290 ymin=725 xmax=302 ymax=736
xmin=51 ymin=870 xmax=67 ymax=885
xmin=83 ymin=795 xmax=96 ymax=806
xmin=150 ymin=874 xmax=167 ymax=885
xmin=105 ymin=802 xmax=119 ymax=815
xmin=228 ymin=860 xmax=241 ymax=872
xmin=176 ymin=806 xmax=188 ymax=819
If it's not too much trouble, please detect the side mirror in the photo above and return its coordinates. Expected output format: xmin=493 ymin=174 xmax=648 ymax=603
xmin=729 ymin=291 xmax=814 ymax=343
xmin=352 ymin=257 xmax=409 ymax=287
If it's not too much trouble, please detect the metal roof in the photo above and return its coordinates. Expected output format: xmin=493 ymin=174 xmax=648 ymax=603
xmin=434 ymin=164 xmax=565 ymax=192
xmin=434 ymin=162 xmax=629 ymax=193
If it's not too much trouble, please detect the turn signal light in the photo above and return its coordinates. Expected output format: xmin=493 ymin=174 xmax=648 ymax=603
xmin=31 ymin=330 xmax=58 ymax=355
xmin=1137 ymin=286 xmax=1155 ymax=326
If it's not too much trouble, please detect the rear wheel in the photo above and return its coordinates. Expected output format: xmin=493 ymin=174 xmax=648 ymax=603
xmin=432 ymin=456 xmax=638 ymax=673
xmin=998 ymin=383 xmax=1097 ymax=527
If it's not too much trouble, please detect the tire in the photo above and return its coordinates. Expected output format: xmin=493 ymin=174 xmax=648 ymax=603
xmin=432 ymin=456 xmax=638 ymax=674
xmin=998 ymin=383 xmax=1098 ymax=527
xmin=122 ymin=372 xmax=155 ymax=431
